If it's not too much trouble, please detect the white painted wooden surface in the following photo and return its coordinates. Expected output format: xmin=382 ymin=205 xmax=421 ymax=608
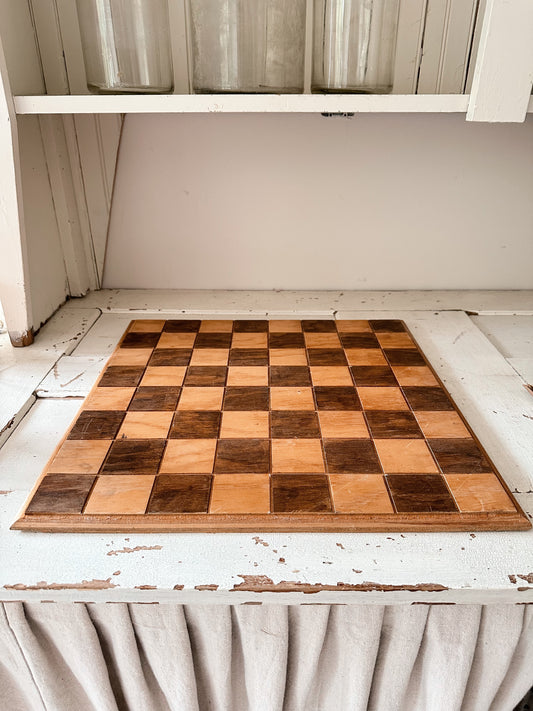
xmin=0 ymin=307 xmax=100 ymax=447
xmin=416 ymin=0 xmax=479 ymax=95
xmin=67 ymin=289 xmax=533 ymax=316
xmin=13 ymin=93 xmax=472 ymax=114
xmin=18 ymin=116 xmax=70 ymax=326
xmin=467 ymin=0 xmax=533 ymax=122
xmin=0 ymin=293 xmax=532 ymax=604
xmin=72 ymin=114 xmax=123 ymax=283
xmin=103 ymin=113 xmax=533 ymax=291
xmin=472 ymin=315 xmax=533 ymax=359
xmin=35 ymin=356 xmax=108 ymax=398
xmin=38 ymin=116 xmax=95 ymax=296
xmin=472 ymin=315 xmax=533 ymax=387
xmin=0 ymin=36 xmax=33 ymax=344
xmin=391 ymin=0 xmax=426 ymax=94
xmin=28 ymin=0 xmax=125 ymax=289
xmin=508 ymin=360 xmax=533 ymax=386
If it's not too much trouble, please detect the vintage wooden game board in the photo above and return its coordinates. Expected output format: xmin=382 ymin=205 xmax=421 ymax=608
xmin=13 ymin=319 xmax=529 ymax=532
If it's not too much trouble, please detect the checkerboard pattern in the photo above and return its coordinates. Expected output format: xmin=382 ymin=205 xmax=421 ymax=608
xmin=12 ymin=319 xmax=530 ymax=532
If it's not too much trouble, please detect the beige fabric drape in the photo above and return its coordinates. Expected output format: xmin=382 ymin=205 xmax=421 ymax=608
xmin=1 ymin=603 xmax=532 ymax=711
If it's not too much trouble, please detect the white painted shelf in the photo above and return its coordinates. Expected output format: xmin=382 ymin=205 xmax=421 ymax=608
xmin=14 ymin=93 xmax=473 ymax=115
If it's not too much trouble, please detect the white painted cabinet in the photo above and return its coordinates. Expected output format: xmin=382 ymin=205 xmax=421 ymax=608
xmin=0 ymin=0 xmax=532 ymax=345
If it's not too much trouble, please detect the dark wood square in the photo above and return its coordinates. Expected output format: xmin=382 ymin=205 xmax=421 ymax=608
xmin=270 ymin=366 xmax=311 ymax=387
xmin=301 ymin=320 xmax=337 ymax=332
xmin=369 ymin=320 xmax=406 ymax=332
xmin=324 ymin=439 xmax=382 ymax=473
xmin=339 ymin=333 xmax=380 ymax=349
xmin=99 ymin=366 xmax=145 ymax=388
xmin=307 ymin=348 xmax=347 ymax=365
xmin=223 ymin=387 xmax=269 ymax=411
xmin=194 ymin=333 xmax=233 ymax=349
xmin=351 ymin=366 xmax=397 ymax=387
xmin=147 ymin=475 xmax=211 ymax=513
xmin=271 ymin=474 xmax=332 ymax=512
xmin=384 ymin=349 xmax=426 ymax=366
xmin=169 ymin=411 xmax=221 ymax=439
xmin=25 ymin=474 xmax=96 ymax=514
xmin=101 ymin=439 xmax=166 ymax=475
xmin=121 ymin=332 xmax=160 ymax=349
xmin=365 ymin=411 xmax=423 ymax=439
xmin=387 ymin=474 xmax=459 ymax=513
xmin=184 ymin=366 xmax=227 ymax=387
xmin=428 ymin=438 xmax=493 ymax=473
xmin=214 ymin=439 xmax=270 ymax=473
xmin=271 ymin=411 xmax=321 ymax=439
xmin=68 ymin=411 xmax=125 ymax=440
xmin=229 ymin=349 xmax=269 ymax=366
xmin=128 ymin=386 xmax=181 ymax=411
xmin=269 ymin=333 xmax=306 ymax=349
xmin=402 ymin=386 xmax=455 ymax=411
xmin=16 ymin=318 xmax=528 ymax=534
xmin=149 ymin=349 xmax=192 ymax=366
xmin=314 ymin=387 xmax=361 ymax=410
xmin=234 ymin=320 xmax=268 ymax=332
xmin=163 ymin=320 xmax=201 ymax=332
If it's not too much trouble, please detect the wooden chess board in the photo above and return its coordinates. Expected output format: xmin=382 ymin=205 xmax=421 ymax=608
xmin=12 ymin=319 xmax=530 ymax=532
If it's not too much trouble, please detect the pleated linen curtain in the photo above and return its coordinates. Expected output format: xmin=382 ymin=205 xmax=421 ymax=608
xmin=1 ymin=603 xmax=532 ymax=711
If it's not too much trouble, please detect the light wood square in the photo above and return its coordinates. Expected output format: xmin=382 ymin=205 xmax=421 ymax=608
xmin=310 ymin=366 xmax=353 ymax=386
xmin=177 ymin=387 xmax=224 ymax=410
xmin=319 ymin=411 xmax=369 ymax=438
xmin=83 ymin=387 xmax=135 ymax=411
xmin=48 ymin=440 xmax=112 ymax=474
xmin=220 ymin=411 xmax=269 ymax=438
xmin=269 ymin=349 xmax=308 ymax=366
xmin=84 ymin=475 xmax=155 ymax=514
xmin=140 ymin=366 xmax=186 ymax=387
xmin=358 ymin=387 xmax=409 ymax=410
xmin=160 ymin=439 xmax=217 ymax=473
xmin=270 ymin=387 xmax=315 ymax=410
xmin=129 ymin=320 xmax=165 ymax=333
xmin=445 ymin=473 xmax=516 ymax=512
xmin=272 ymin=439 xmax=325 ymax=472
xmin=199 ymin=320 xmax=234 ymax=332
xmin=304 ymin=333 xmax=341 ymax=348
xmin=335 ymin=320 xmax=372 ymax=332
xmin=231 ymin=333 xmax=268 ymax=348
xmin=227 ymin=367 xmax=269 ymax=386
xmin=330 ymin=474 xmax=394 ymax=513
xmin=345 ymin=349 xmax=387 ymax=366
xmin=374 ymin=440 xmax=439 ymax=473
xmin=269 ymin=320 xmax=303 ymax=332
xmin=118 ymin=412 xmax=173 ymax=439
xmin=415 ymin=412 xmax=471 ymax=438
xmin=190 ymin=349 xmax=229 ymax=366
xmin=210 ymin=474 xmax=270 ymax=513
xmin=392 ymin=366 xmax=438 ymax=387
xmin=376 ymin=333 xmax=415 ymax=348
xmin=157 ymin=332 xmax=196 ymax=348
xmin=108 ymin=349 xmax=153 ymax=366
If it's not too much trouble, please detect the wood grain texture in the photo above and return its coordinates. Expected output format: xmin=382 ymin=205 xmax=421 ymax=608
xmin=13 ymin=318 xmax=529 ymax=533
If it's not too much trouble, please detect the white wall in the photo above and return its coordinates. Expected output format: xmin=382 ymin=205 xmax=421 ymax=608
xmin=103 ymin=113 xmax=533 ymax=290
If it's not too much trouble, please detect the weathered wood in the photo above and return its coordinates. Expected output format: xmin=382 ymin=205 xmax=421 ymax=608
xmin=467 ymin=0 xmax=533 ymax=122
xmin=1 ymin=302 xmax=533 ymax=604
xmin=0 ymin=307 xmax=101 ymax=447
xmin=0 ymin=35 xmax=33 ymax=345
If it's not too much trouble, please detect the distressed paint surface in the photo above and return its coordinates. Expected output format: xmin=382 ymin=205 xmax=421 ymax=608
xmin=0 ymin=293 xmax=532 ymax=603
